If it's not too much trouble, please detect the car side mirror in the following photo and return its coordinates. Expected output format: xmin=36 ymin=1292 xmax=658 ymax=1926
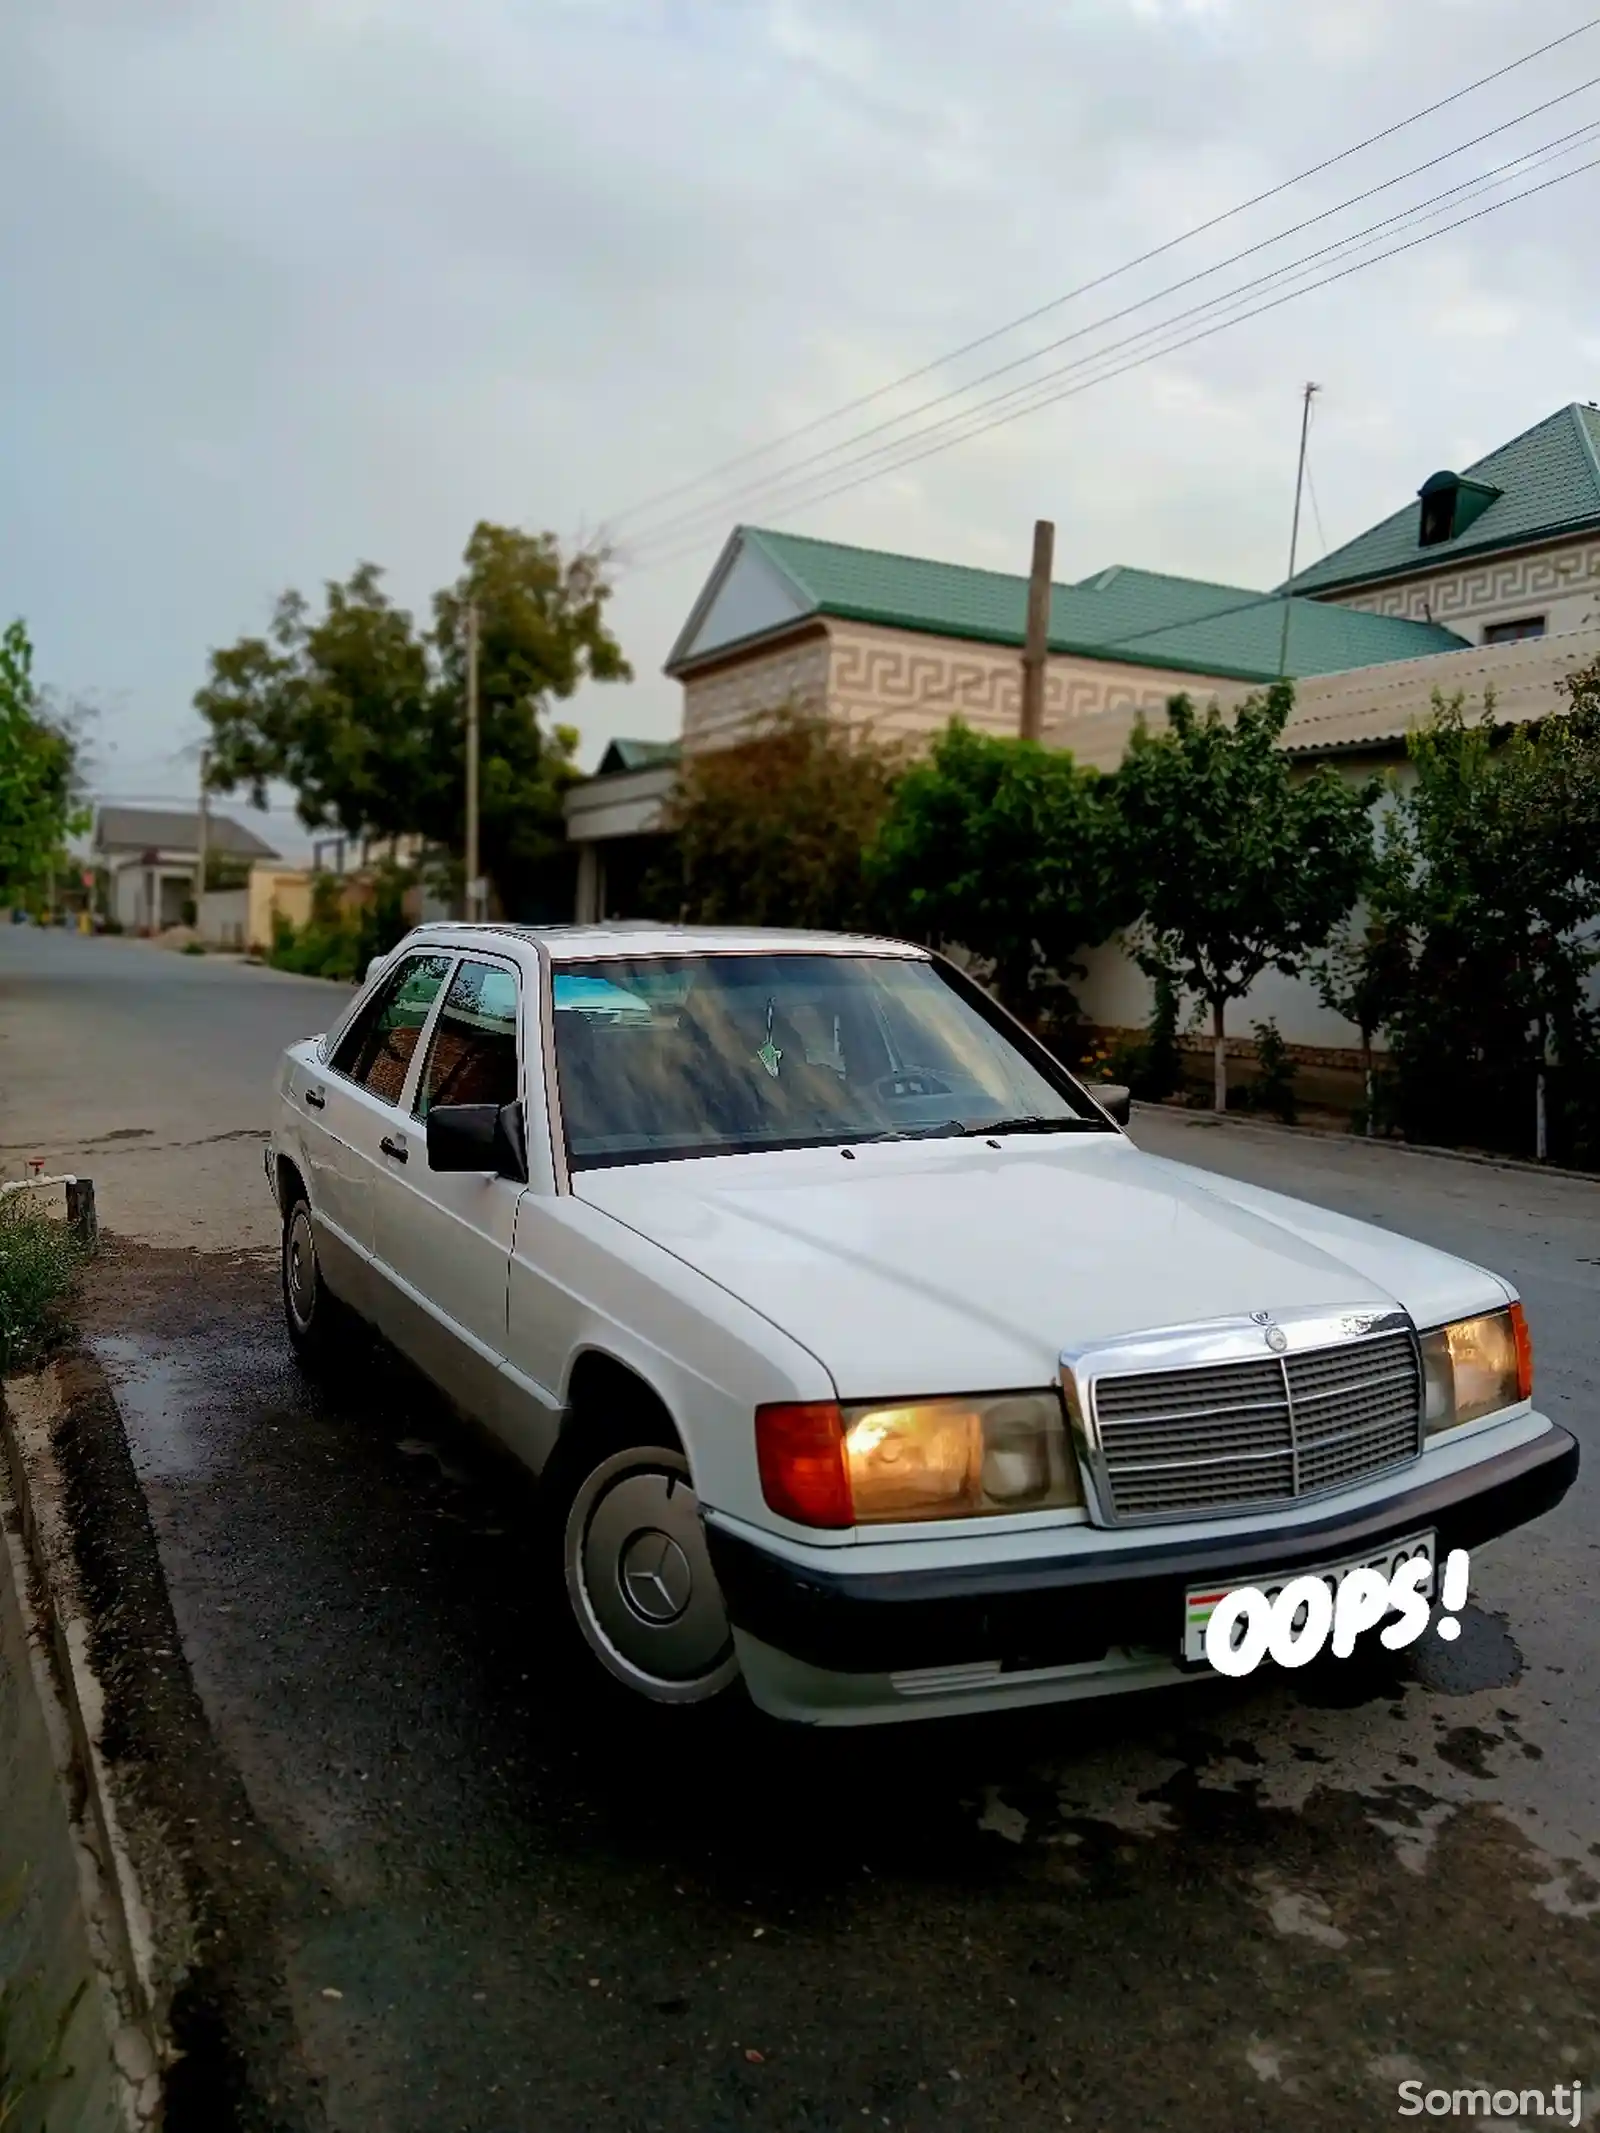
xmin=1087 ymin=1082 xmax=1131 ymax=1127
xmin=426 ymin=1099 xmax=528 ymax=1182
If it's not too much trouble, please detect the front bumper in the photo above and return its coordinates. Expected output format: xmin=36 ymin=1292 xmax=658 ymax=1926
xmin=707 ymin=1421 xmax=1578 ymax=1716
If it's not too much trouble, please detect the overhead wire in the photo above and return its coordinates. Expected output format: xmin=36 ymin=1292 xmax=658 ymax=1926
xmin=603 ymin=16 xmax=1600 ymax=533
xmin=620 ymin=74 xmax=1600 ymax=555
xmin=630 ymin=134 xmax=1600 ymax=572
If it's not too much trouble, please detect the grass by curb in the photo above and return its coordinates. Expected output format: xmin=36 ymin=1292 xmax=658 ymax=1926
xmin=0 ymin=1200 xmax=82 ymax=1377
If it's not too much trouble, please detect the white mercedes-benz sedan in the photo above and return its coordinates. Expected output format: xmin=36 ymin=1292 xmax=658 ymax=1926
xmin=266 ymin=923 xmax=1577 ymax=1726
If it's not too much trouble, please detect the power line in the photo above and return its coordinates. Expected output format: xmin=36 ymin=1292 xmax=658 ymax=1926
xmin=604 ymin=15 xmax=1600 ymax=533
xmin=631 ymin=125 xmax=1600 ymax=568
xmin=626 ymin=92 xmax=1600 ymax=559
xmin=634 ymin=143 xmax=1600 ymax=573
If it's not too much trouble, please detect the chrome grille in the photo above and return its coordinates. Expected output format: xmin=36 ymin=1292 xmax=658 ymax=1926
xmin=1090 ymin=1331 xmax=1422 ymax=1523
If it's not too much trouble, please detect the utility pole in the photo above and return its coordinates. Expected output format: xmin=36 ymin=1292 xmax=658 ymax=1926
xmin=464 ymin=600 xmax=482 ymax=922
xmin=1278 ymin=382 xmax=1320 ymax=678
xmin=195 ymin=744 xmax=211 ymax=939
xmin=1019 ymin=517 xmax=1055 ymax=742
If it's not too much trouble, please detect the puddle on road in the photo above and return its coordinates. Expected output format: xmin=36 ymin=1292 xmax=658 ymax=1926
xmin=90 ymin=1329 xmax=279 ymax=1485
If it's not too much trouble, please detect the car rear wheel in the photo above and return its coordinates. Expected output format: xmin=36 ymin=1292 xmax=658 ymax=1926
xmin=281 ymin=1192 xmax=352 ymax=1371
xmin=556 ymin=1436 xmax=740 ymax=1707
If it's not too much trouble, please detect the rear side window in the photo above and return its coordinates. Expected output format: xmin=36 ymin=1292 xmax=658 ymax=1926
xmin=331 ymin=953 xmax=454 ymax=1104
xmin=414 ymin=960 xmax=520 ymax=1119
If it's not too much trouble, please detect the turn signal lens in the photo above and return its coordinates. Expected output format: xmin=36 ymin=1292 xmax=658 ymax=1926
xmin=1420 ymin=1306 xmax=1529 ymax=1434
xmin=1511 ymin=1300 xmax=1534 ymax=1402
xmin=754 ymin=1402 xmax=851 ymax=1528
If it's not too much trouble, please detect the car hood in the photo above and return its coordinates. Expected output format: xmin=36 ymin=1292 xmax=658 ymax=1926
xmin=575 ymin=1136 xmax=1509 ymax=1397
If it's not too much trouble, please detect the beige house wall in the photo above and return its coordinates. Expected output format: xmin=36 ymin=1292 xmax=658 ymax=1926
xmin=677 ymin=620 xmax=1252 ymax=771
xmin=1323 ymin=531 xmax=1600 ymax=640
xmin=825 ymin=618 xmax=1255 ymax=769
xmin=680 ymin=634 xmax=830 ymax=754
xmin=247 ymin=866 xmax=314 ymax=950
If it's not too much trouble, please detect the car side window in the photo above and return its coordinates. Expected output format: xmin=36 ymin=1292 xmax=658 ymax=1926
xmin=413 ymin=959 xmax=521 ymax=1120
xmin=330 ymin=953 xmax=454 ymax=1105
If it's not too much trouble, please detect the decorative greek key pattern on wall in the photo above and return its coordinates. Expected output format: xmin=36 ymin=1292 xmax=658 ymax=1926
xmin=677 ymin=621 xmax=1252 ymax=770
xmin=825 ymin=621 xmax=1245 ymax=769
xmin=1332 ymin=537 xmax=1600 ymax=629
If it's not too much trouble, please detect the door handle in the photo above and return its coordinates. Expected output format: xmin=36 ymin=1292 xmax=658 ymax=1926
xmin=380 ymin=1134 xmax=408 ymax=1164
xmin=303 ymin=1086 xmax=326 ymax=1111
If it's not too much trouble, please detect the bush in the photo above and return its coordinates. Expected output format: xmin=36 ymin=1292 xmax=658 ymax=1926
xmin=266 ymin=865 xmax=412 ymax=983
xmin=1234 ymin=1018 xmax=1298 ymax=1123
xmin=0 ymin=1196 xmax=82 ymax=1373
xmin=1108 ymin=973 xmax=1185 ymax=1102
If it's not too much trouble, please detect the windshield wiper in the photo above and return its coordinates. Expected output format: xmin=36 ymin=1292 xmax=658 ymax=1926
xmin=957 ymin=1114 xmax=1107 ymax=1137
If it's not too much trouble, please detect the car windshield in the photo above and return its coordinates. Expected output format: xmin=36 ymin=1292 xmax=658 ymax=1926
xmin=550 ymin=952 xmax=1108 ymax=1169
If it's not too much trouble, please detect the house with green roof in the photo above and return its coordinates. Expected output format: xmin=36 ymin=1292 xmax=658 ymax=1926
xmin=660 ymin=526 xmax=1474 ymax=775
xmin=1284 ymin=401 xmax=1600 ymax=631
xmin=641 ymin=402 xmax=1600 ymax=781
xmin=567 ymin=401 xmax=1600 ymax=1065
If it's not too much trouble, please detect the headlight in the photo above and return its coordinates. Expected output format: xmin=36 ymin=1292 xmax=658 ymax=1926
xmin=755 ymin=1392 xmax=1083 ymax=1528
xmin=1420 ymin=1303 xmax=1532 ymax=1433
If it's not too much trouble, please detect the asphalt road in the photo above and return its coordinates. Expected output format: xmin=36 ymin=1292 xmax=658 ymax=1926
xmin=4 ymin=927 xmax=1598 ymax=2133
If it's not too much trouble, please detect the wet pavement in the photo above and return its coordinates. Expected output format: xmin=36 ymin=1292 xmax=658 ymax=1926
xmin=0 ymin=926 xmax=349 ymax=1248
xmin=5 ymin=927 xmax=1598 ymax=2128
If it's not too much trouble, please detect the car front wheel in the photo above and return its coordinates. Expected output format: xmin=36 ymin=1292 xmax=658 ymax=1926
xmin=557 ymin=1439 xmax=741 ymax=1707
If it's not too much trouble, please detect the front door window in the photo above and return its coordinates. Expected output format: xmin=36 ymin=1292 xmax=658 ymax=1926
xmin=332 ymin=953 xmax=455 ymax=1107
xmin=414 ymin=960 xmax=521 ymax=1119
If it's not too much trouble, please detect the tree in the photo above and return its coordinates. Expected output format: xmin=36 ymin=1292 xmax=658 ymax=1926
xmin=1375 ymin=683 xmax=1600 ymax=1161
xmin=0 ymin=621 xmax=87 ymax=897
xmin=869 ymin=719 xmax=1130 ymax=1026
xmin=1114 ymin=682 xmax=1376 ymax=1110
xmin=196 ymin=525 xmax=630 ymax=916
xmin=1313 ymin=813 xmax=1414 ymax=1134
xmin=650 ymin=701 xmax=904 ymax=932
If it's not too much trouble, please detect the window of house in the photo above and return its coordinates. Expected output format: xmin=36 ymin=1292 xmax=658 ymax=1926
xmin=330 ymin=952 xmax=454 ymax=1104
xmin=414 ymin=960 xmax=521 ymax=1118
xmin=1482 ymin=616 xmax=1546 ymax=645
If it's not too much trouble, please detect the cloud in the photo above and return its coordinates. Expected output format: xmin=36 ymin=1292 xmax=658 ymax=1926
xmin=1 ymin=0 xmax=1596 ymax=795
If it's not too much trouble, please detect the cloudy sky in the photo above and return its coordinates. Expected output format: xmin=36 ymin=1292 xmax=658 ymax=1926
xmin=5 ymin=0 xmax=1599 ymax=854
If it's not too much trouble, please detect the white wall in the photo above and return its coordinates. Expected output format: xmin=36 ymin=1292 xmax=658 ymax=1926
xmin=198 ymin=887 xmax=249 ymax=947
xmin=1075 ymin=940 xmax=1369 ymax=1053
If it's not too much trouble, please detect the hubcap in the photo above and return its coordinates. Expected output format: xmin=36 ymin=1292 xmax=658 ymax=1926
xmin=620 ymin=1531 xmax=693 ymax=1624
xmin=565 ymin=1450 xmax=738 ymax=1702
xmin=286 ymin=1207 xmax=317 ymax=1326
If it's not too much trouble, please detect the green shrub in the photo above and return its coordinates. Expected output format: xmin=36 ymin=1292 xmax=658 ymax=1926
xmin=266 ymin=867 xmax=412 ymax=984
xmin=1233 ymin=1018 xmax=1298 ymax=1123
xmin=0 ymin=1197 xmax=82 ymax=1374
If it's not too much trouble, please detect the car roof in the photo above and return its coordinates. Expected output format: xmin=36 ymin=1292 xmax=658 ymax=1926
xmin=396 ymin=922 xmax=927 ymax=962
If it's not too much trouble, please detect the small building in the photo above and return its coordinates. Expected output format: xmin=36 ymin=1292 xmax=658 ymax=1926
xmin=565 ymin=738 xmax=680 ymax=923
xmin=90 ymin=806 xmax=280 ymax=935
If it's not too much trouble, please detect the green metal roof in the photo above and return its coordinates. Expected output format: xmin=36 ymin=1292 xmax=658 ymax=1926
xmin=1286 ymin=402 xmax=1600 ymax=596
xmin=595 ymin=737 xmax=681 ymax=775
xmin=679 ymin=527 xmax=1464 ymax=684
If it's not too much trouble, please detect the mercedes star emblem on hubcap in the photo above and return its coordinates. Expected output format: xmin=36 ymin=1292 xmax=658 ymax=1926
xmin=620 ymin=1531 xmax=693 ymax=1624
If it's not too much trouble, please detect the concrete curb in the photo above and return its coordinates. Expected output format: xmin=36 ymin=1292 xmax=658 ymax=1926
xmin=1130 ymin=1101 xmax=1600 ymax=1188
xmin=1 ymin=1366 xmax=167 ymax=2128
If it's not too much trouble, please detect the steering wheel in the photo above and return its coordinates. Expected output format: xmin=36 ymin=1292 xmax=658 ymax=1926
xmin=874 ymin=1067 xmax=954 ymax=1102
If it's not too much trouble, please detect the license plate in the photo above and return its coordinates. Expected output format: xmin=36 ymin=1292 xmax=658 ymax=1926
xmin=1183 ymin=1528 xmax=1436 ymax=1666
